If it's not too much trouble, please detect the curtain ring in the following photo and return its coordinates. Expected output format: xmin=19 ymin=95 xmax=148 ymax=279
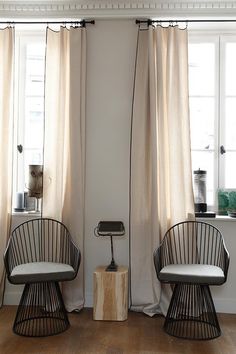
xmin=178 ymin=21 xmax=188 ymax=30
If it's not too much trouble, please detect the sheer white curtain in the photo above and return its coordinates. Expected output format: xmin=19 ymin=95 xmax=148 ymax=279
xmin=43 ymin=27 xmax=86 ymax=311
xmin=0 ymin=27 xmax=14 ymax=305
xmin=130 ymin=26 xmax=194 ymax=316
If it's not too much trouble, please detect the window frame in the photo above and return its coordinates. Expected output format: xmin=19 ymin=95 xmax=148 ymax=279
xmin=219 ymin=35 xmax=236 ymax=190
xmin=189 ymin=30 xmax=236 ymax=211
xmin=13 ymin=29 xmax=46 ymax=207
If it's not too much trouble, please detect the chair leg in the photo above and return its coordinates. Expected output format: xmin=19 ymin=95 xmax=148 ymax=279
xmin=164 ymin=283 xmax=221 ymax=340
xmin=13 ymin=282 xmax=70 ymax=337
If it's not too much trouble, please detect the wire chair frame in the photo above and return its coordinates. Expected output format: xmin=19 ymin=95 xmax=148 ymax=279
xmin=13 ymin=282 xmax=70 ymax=337
xmin=5 ymin=218 xmax=80 ymax=279
xmin=4 ymin=218 xmax=81 ymax=337
xmin=154 ymin=221 xmax=229 ymax=283
xmin=154 ymin=221 xmax=229 ymax=340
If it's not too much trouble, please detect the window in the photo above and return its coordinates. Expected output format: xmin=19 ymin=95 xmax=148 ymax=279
xmin=188 ymin=33 xmax=236 ymax=211
xmin=13 ymin=31 xmax=46 ymax=207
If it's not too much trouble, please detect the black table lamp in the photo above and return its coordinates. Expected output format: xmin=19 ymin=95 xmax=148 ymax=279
xmin=94 ymin=221 xmax=125 ymax=272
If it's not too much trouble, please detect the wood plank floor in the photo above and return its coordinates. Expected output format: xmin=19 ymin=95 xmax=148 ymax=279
xmin=0 ymin=306 xmax=236 ymax=354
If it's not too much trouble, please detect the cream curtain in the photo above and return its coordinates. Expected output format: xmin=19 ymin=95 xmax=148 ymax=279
xmin=43 ymin=27 xmax=86 ymax=311
xmin=130 ymin=26 xmax=194 ymax=316
xmin=0 ymin=27 xmax=14 ymax=306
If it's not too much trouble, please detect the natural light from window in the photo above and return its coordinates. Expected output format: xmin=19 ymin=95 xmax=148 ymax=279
xmin=13 ymin=32 xmax=45 ymax=208
xmin=189 ymin=35 xmax=236 ymax=211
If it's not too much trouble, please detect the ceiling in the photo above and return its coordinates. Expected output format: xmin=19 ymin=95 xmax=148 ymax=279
xmin=0 ymin=1 xmax=236 ymax=19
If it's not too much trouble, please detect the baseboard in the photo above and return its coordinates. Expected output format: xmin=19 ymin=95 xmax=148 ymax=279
xmin=85 ymin=291 xmax=93 ymax=308
xmin=214 ymin=298 xmax=236 ymax=314
xmin=4 ymin=289 xmax=235 ymax=314
xmin=3 ymin=290 xmax=23 ymax=305
xmin=4 ymin=289 xmax=94 ymax=308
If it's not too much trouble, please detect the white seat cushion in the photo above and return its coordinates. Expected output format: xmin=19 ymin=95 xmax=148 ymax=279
xmin=10 ymin=262 xmax=75 ymax=284
xmin=159 ymin=264 xmax=225 ymax=285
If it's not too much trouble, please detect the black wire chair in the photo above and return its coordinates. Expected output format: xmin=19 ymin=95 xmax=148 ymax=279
xmin=154 ymin=221 xmax=229 ymax=340
xmin=4 ymin=218 xmax=81 ymax=337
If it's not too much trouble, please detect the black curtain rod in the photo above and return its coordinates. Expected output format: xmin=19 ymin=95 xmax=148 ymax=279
xmin=0 ymin=19 xmax=95 ymax=27
xmin=136 ymin=19 xmax=236 ymax=25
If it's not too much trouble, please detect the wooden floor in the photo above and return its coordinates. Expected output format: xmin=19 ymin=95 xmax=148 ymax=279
xmin=0 ymin=306 xmax=236 ymax=354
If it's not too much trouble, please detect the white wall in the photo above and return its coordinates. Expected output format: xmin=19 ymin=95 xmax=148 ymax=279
xmin=4 ymin=20 xmax=236 ymax=314
xmin=198 ymin=218 xmax=236 ymax=314
xmin=84 ymin=19 xmax=137 ymax=306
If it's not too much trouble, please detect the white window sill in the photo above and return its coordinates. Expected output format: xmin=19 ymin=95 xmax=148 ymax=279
xmin=196 ymin=215 xmax=236 ymax=222
xmin=12 ymin=211 xmax=41 ymax=217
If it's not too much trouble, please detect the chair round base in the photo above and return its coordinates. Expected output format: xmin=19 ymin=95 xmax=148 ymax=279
xmin=164 ymin=283 xmax=221 ymax=340
xmin=13 ymin=282 xmax=70 ymax=337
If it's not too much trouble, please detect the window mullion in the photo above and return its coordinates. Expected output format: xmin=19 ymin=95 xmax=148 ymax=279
xmin=12 ymin=36 xmax=20 ymax=207
xmin=19 ymin=38 xmax=27 ymax=194
xmin=14 ymin=35 xmax=26 ymax=195
xmin=218 ymin=36 xmax=226 ymax=191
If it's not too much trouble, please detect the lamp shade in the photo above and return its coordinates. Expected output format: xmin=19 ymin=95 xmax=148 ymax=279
xmin=28 ymin=164 xmax=43 ymax=199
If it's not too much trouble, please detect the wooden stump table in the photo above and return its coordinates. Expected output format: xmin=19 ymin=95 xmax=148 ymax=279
xmin=93 ymin=266 xmax=128 ymax=321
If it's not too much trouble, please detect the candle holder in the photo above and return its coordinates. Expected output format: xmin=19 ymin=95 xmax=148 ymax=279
xmin=14 ymin=192 xmax=25 ymax=212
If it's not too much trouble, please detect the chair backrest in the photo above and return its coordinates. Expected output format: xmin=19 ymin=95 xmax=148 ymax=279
xmin=158 ymin=221 xmax=228 ymax=270
xmin=6 ymin=218 xmax=76 ymax=270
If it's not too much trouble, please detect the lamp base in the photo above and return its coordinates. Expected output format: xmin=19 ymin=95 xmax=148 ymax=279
xmin=106 ymin=259 xmax=118 ymax=272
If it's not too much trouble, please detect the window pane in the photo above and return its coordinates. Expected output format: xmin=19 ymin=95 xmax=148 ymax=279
xmin=222 ymin=41 xmax=236 ymax=192
xmin=224 ymin=152 xmax=236 ymax=188
xmin=188 ymin=43 xmax=215 ymax=96
xmin=191 ymin=151 xmax=214 ymax=206
xmin=225 ymin=43 xmax=236 ymax=96
xmin=189 ymin=36 xmax=236 ymax=209
xmin=25 ymin=44 xmax=44 ymax=96
xmin=189 ymin=97 xmax=215 ymax=150
xmin=24 ymin=42 xmax=45 ymax=189
xmin=225 ymin=98 xmax=236 ymax=149
xmin=189 ymin=41 xmax=216 ymax=208
xmin=25 ymin=97 xmax=44 ymax=149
